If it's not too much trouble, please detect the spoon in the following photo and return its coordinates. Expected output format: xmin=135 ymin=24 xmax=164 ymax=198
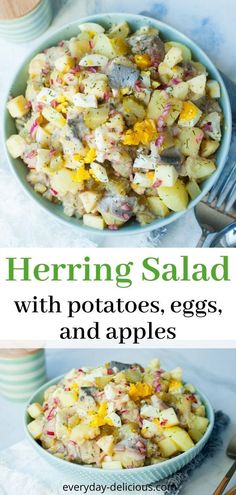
xmin=213 ymin=434 xmax=236 ymax=494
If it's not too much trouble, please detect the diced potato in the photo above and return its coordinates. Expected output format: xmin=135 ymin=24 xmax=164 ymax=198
xmin=147 ymin=197 xmax=170 ymax=217
xmin=28 ymin=53 xmax=47 ymax=76
xmin=108 ymin=21 xmax=130 ymax=39
xmin=201 ymin=112 xmax=222 ymax=142
xmin=158 ymin=408 xmax=179 ymax=427
xmin=165 ymin=99 xmax=183 ymax=126
xmin=84 ymin=105 xmax=109 ymax=129
xmin=7 ymin=95 xmax=28 ymax=118
xmin=185 ymin=156 xmax=216 ymax=180
xmin=27 ymin=402 xmax=43 ymax=419
xmin=188 ymin=428 xmax=204 ymax=443
xmin=69 ymin=38 xmax=91 ymax=58
xmin=122 ymin=97 xmax=146 ymax=125
xmin=169 ymin=81 xmax=189 ymax=100
xmin=194 ymin=405 xmax=206 ymax=417
xmin=6 ymin=134 xmax=26 ymax=158
xmin=186 ymin=180 xmax=201 ymax=200
xmin=147 ymin=90 xmax=169 ymax=120
xmin=79 ymin=54 xmax=109 ymax=67
xmin=158 ymin=179 xmax=189 ymax=212
xmin=133 ymin=172 xmax=155 ymax=188
xmin=158 ymin=62 xmax=175 ymax=83
xmin=36 ymin=126 xmax=51 ymax=147
xmin=165 ymin=41 xmax=192 ymax=62
xmin=51 ymin=169 xmax=80 ymax=195
xmin=27 ymin=418 xmax=43 ymax=439
xmin=158 ymin=437 xmax=179 ymax=457
xmin=155 ymin=164 xmax=178 ymax=187
xmin=188 ymin=74 xmax=207 ymax=96
xmin=79 ymin=191 xmax=99 ymax=213
xmin=83 ymin=213 xmax=105 ymax=230
xmin=164 ymin=47 xmax=183 ymax=68
xmin=188 ymin=413 xmax=209 ymax=434
xmin=70 ymin=423 xmax=100 ymax=442
xmin=164 ymin=427 xmax=195 ymax=452
xmin=200 ymin=139 xmax=220 ymax=157
xmin=26 ymin=80 xmax=41 ymax=102
xmin=206 ymin=80 xmax=221 ymax=98
xmin=97 ymin=435 xmax=114 ymax=455
xmin=102 ymin=460 xmax=123 ymax=469
xmin=42 ymin=106 xmax=66 ymax=128
xmin=179 ymin=127 xmax=204 ymax=157
xmin=93 ymin=33 xmax=128 ymax=58
xmin=79 ymin=22 xmax=105 ymax=34
xmin=100 ymin=211 xmax=124 ymax=227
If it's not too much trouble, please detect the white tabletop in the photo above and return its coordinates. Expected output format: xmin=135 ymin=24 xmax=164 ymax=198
xmin=0 ymin=0 xmax=235 ymax=247
xmin=0 ymin=348 xmax=236 ymax=495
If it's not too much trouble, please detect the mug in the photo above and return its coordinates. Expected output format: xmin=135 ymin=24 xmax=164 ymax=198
xmin=0 ymin=349 xmax=47 ymax=401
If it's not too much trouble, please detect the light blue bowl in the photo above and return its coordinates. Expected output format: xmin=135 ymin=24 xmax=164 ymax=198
xmin=4 ymin=13 xmax=232 ymax=236
xmin=24 ymin=374 xmax=214 ymax=484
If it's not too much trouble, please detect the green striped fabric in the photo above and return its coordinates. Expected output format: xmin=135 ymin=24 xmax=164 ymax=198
xmin=0 ymin=0 xmax=52 ymax=43
xmin=0 ymin=350 xmax=47 ymax=401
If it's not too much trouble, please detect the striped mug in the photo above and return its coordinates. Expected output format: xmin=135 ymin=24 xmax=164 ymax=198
xmin=0 ymin=349 xmax=47 ymax=401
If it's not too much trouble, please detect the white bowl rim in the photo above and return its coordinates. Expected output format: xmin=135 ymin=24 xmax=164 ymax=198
xmin=24 ymin=371 xmax=215 ymax=475
xmin=3 ymin=12 xmax=232 ymax=237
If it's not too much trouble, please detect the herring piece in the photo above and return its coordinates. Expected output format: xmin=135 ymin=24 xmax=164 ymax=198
xmin=128 ymin=33 xmax=165 ymax=61
xmin=109 ymin=361 xmax=132 ymax=371
xmin=107 ymin=63 xmax=140 ymax=89
xmin=98 ymin=196 xmax=136 ymax=221
xmin=160 ymin=146 xmax=184 ymax=171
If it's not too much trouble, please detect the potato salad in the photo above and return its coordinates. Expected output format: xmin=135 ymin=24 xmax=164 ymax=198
xmin=7 ymin=21 xmax=223 ymax=230
xmin=27 ymin=359 xmax=209 ymax=468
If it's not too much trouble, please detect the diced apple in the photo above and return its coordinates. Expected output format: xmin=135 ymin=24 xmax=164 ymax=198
xmin=27 ymin=402 xmax=43 ymax=419
xmin=158 ymin=179 xmax=189 ymax=212
xmin=42 ymin=106 xmax=66 ymax=128
xmin=179 ymin=127 xmax=204 ymax=157
xmin=165 ymin=42 xmax=192 ymax=62
xmin=79 ymin=191 xmax=99 ymax=213
xmin=79 ymin=54 xmax=109 ymax=67
xmin=6 ymin=134 xmax=26 ymax=158
xmin=164 ymin=426 xmax=195 ymax=452
xmin=170 ymin=367 xmax=183 ymax=381
xmin=206 ymin=80 xmax=221 ymax=99
xmin=155 ymin=164 xmax=178 ymax=187
xmin=164 ymin=47 xmax=183 ymax=68
xmin=53 ymin=388 xmax=78 ymax=407
xmin=79 ymin=22 xmax=105 ymax=34
xmin=27 ymin=418 xmax=43 ymax=439
xmin=188 ymin=414 xmax=209 ymax=434
xmin=158 ymin=407 xmax=179 ymax=427
xmin=54 ymin=55 xmax=74 ymax=73
xmin=158 ymin=437 xmax=179 ymax=457
xmin=69 ymin=38 xmax=91 ymax=58
xmin=188 ymin=74 xmax=207 ymax=96
xmin=7 ymin=95 xmax=29 ymax=118
xmin=97 ymin=435 xmax=114 ymax=455
xmin=83 ymin=214 xmax=105 ymax=230
xmin=188 ymin=428 xmax=204 ymax=443
xmin=36 ymin=126 xmax=51 ymax=147
xmin=102 ymin=460 xmax=122 ymax=469
xmin=73 ymin=93 xmax=98 ymax=109
xmin=37 ymin=149 xmax=51 ymax=169
xmin=147 ymin=197 xmax=170 ymax=217
xmin=28 ymin=53 xmax=47 ymax=76
xmin=186 ymin=180 xmax=201 ymax=200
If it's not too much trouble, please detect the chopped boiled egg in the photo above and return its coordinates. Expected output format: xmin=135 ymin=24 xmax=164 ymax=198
xmin=178 ymin=101 xmax=202 ymax=127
